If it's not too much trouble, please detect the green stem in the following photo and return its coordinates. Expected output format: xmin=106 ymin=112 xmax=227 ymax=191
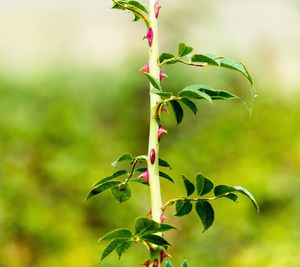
xmin=148 ymin=0 xmax=162 ymax=227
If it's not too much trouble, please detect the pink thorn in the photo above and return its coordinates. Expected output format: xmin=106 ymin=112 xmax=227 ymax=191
xmin=150 ymin=149 xmax=156 ymax=164
xmin=158 ymin=126 xmax=168 ymax=142
xmin=160 ymin=214 xmax=166 ymax=223
xmin=159 ymin=71 xmax=168 ymax=81
xmin=154 ymin=1 xmax=162 ymax=18
xmin=160 ymin=250 xmax=169 ymax=263
xmin=138 ymin=169 xmax=149 ymax=184
xmin=147 ymin=27 xmax=153 ymax=47
xmin=161 ymin=106 xmax=169 ymax=113
xmin=139 ymin=63 xmax=150 ymax=73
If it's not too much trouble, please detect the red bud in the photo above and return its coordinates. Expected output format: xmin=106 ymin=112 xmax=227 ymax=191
xmin=153 ymin=259 xmax=159 ymax=267
xmin=150 ymin=149 xmax=156 ymax=164
xmin=147 ymin=27 xmax=153 ymax=47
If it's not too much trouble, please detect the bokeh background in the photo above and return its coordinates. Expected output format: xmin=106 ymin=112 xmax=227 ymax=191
xmin=1 ymin=0 xmax=300 ymax=266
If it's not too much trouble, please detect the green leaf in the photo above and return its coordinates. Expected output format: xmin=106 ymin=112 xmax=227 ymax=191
xmin=214 ymin=185 xmax=259 ymax=212
xmin=159 ymin=158 xmax=172 ymax=169
xmin=178 ymin=87 xmax=212 ymax=103
xmin=170 ymin=100 xmax=184 ymax=124
xmin=116 ymin=240 xmax=132 ymax=259
xmin=195 ymin=200 xmax=214 ymax=232
xmin=159 ymin=53 xmax=177 ymax=64
xmin=141 ymin=234 xmax=170 ymax=248
xmin=151 ymin=90 xmax=173 ymax=99
xmin=159 ymin=171 xmax=174 ymax=183
xmin=178 ymin=43 xmax=193 ymax=57
xmin=145 ymin=73 xmax=161 ymax=90
xmin=181 ymin=259 xmax=189 ymax=267
xmin=112 ymin=153 xmax=134 ymax=166
xmin=85 ymin=181 xmax=121 ymax=201
xmin=111 ymin=183 xmax=132 ymax=203
xmin=165 ymin=259 xmax=173 ymax=267
xmin=134 ymin=167 xmax=147 ymax=173
xmin=130 ymin=178 xmax=149 ymax=185
xmin=112 ymin=3 xmax=125 ymax=10
xmin=216 ymin=58 xmax=253 ymax=85
xmin=181 ymin=98 xmax=198 ymax=115
xmin=135 ymin=217 xmax=176 ymax=236
xmin=225 ymin=193 xmax=239 ymax=202
xmin=196 ymin=174 xmax=214 ymax=196
xmin=93 ymin=170 xmax=128 ymax=187
xmin=192 ymin=54 xmax=220 ymax=66
xmin=181 ymin=84 xmax=237 ymax=100
xmin=101 ymin=239 xmax=128 ymax=260
xmin=182 ymin=175 xmax=195 ymax=196
xmin=99 ymin=229 xmax=133 ymax=242
xmin=174 ymin=200 xmax=193 ymax=217
xmin=128 ymin=1 xmax=148 ymax=14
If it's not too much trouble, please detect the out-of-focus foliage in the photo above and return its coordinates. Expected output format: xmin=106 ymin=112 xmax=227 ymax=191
xmin=0 ymin=59 xmax=300 ymax=267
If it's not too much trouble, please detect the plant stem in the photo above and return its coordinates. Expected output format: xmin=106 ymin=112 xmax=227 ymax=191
xmin=148 ymin=0 xmax=162 ymax=225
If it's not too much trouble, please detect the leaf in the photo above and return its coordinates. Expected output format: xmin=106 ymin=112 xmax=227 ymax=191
xmin=112 ymin=153 xmax=134 ymax=166
xmin=116 ymin=240 xmax=132 ymax=259
xmin=101 ymin=239 xmax=128 ymax=260
xmin=159 ymin=53 xmax=177 ymax=64
xmin=145 ymin=73 xmax=161 ymax=90
xmin=85 ymin=181 xmax=121 ymax=201
xmin=151 ymin=90 xmax=173 ymax=99
xmin=181 ymin=98 xmax=198 ymax=115
xmin=181 ymin=84 xmax=237 ymax=100
xmin=141 ymin=234 xmax=170 ymax=248
xmin=170 ymin=100 xmax=184 ymax=124
xmin=178 ymin=87 xmax=212 ymax=103
xmin=135 ymin=217 xmax=176 ymax=236
xmin=174 ymin=200 xmax=193 ymax=217
xmin=159 ymin=171 xmax=174 ymax=183
xmin=214 ymin=185 xmax=259 ymax=212
xmin=111 ymin=183 xmax=132 ymax=203
xmin=99 ymin=229 xmax=133 ymax=242
xmin=130 ymin=178 xmax=149 ymax=185
xmin=159 ymin=158 xmax=172 ymax=169
xmin=182 ymin=175 xmax=195 ymax=196
xmin=112 ymin=3 xmax=125 ymax=10
xmin=165 ymin=259 xmax=173 ymax=267
xmin=178 ymin=43 xmax=193 ymax=57
xmin=216 ymin=58 xmax=253 ymax=85
xmin=196 ymin=174 xmax=214 ymax=196
xmin=195 ymin=200 xmax=214 ymax=232
xmin=181 ymin=260 xmax=189 ymax=267
xmin=191 ymin=54 xmax=220 ymax=66
xmin=128 ymin=1 xmax=148 ymax=14
xmin=93 ymin=170 xmax=128 ymax=187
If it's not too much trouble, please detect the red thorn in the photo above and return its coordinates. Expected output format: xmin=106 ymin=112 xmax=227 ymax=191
xmin=160 ymin=250 xmax=170 ymax=263
xmin=158 ymin=126 xmax=168 ymax=142
xmin=138 ymin=169 xmax=149 ymax=184
xmin=161 ymin=106 xmax=169 ymax=113
xmin=143 ymin=260 xmax=150 ymax=267
xmin=139 ymin=63 xmax=150 ymax=73
xmin=159 ymin=71 xmax=168 ymax=81
xmin=147 ymin=28 xmax=153 ymax=46
xmin=154 ymin=1 xmax=161 ymax=18
xmin=153 ymin=259 xmax=159 ymax=267
xmin=160 ymin=214 xmax=166 ymax=223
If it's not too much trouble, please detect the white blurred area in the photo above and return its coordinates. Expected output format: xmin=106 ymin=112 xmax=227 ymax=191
xmin=0 ymin=0 xmax=299 ymax=90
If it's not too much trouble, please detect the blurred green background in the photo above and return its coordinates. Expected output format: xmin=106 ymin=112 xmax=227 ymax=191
xmin=1 ymin=0 xmax=300 ymax=266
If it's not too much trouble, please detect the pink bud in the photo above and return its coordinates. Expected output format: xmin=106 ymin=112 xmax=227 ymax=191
xmin=158 ymin=126 xmax=168 ymax=142
xmin=161 ymin=106 xmax=169 ymax=113
xmin=160 ymin=250 xmax=169 ymax=263
xmin=138 ymin=169 xmax=149 ymax=184
xmin=139 ymin=63 xmax=150 ymax=73
xmin=159 ymin=71 xmax=168 ymax=81
xmin=154 ymin=1 xmax=161 ymax=18
xmin=150 ymin=149 xmax=156 ymax=164
xmin=143 ymin=260 xmax=150 ymax=267
xmin=153 ymin=259 xmax=159 ymax=267
xmin=147 ymin=27 xmax=153 ymax=47
xmin=160 ymin=214 xmax=166 ymax=223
